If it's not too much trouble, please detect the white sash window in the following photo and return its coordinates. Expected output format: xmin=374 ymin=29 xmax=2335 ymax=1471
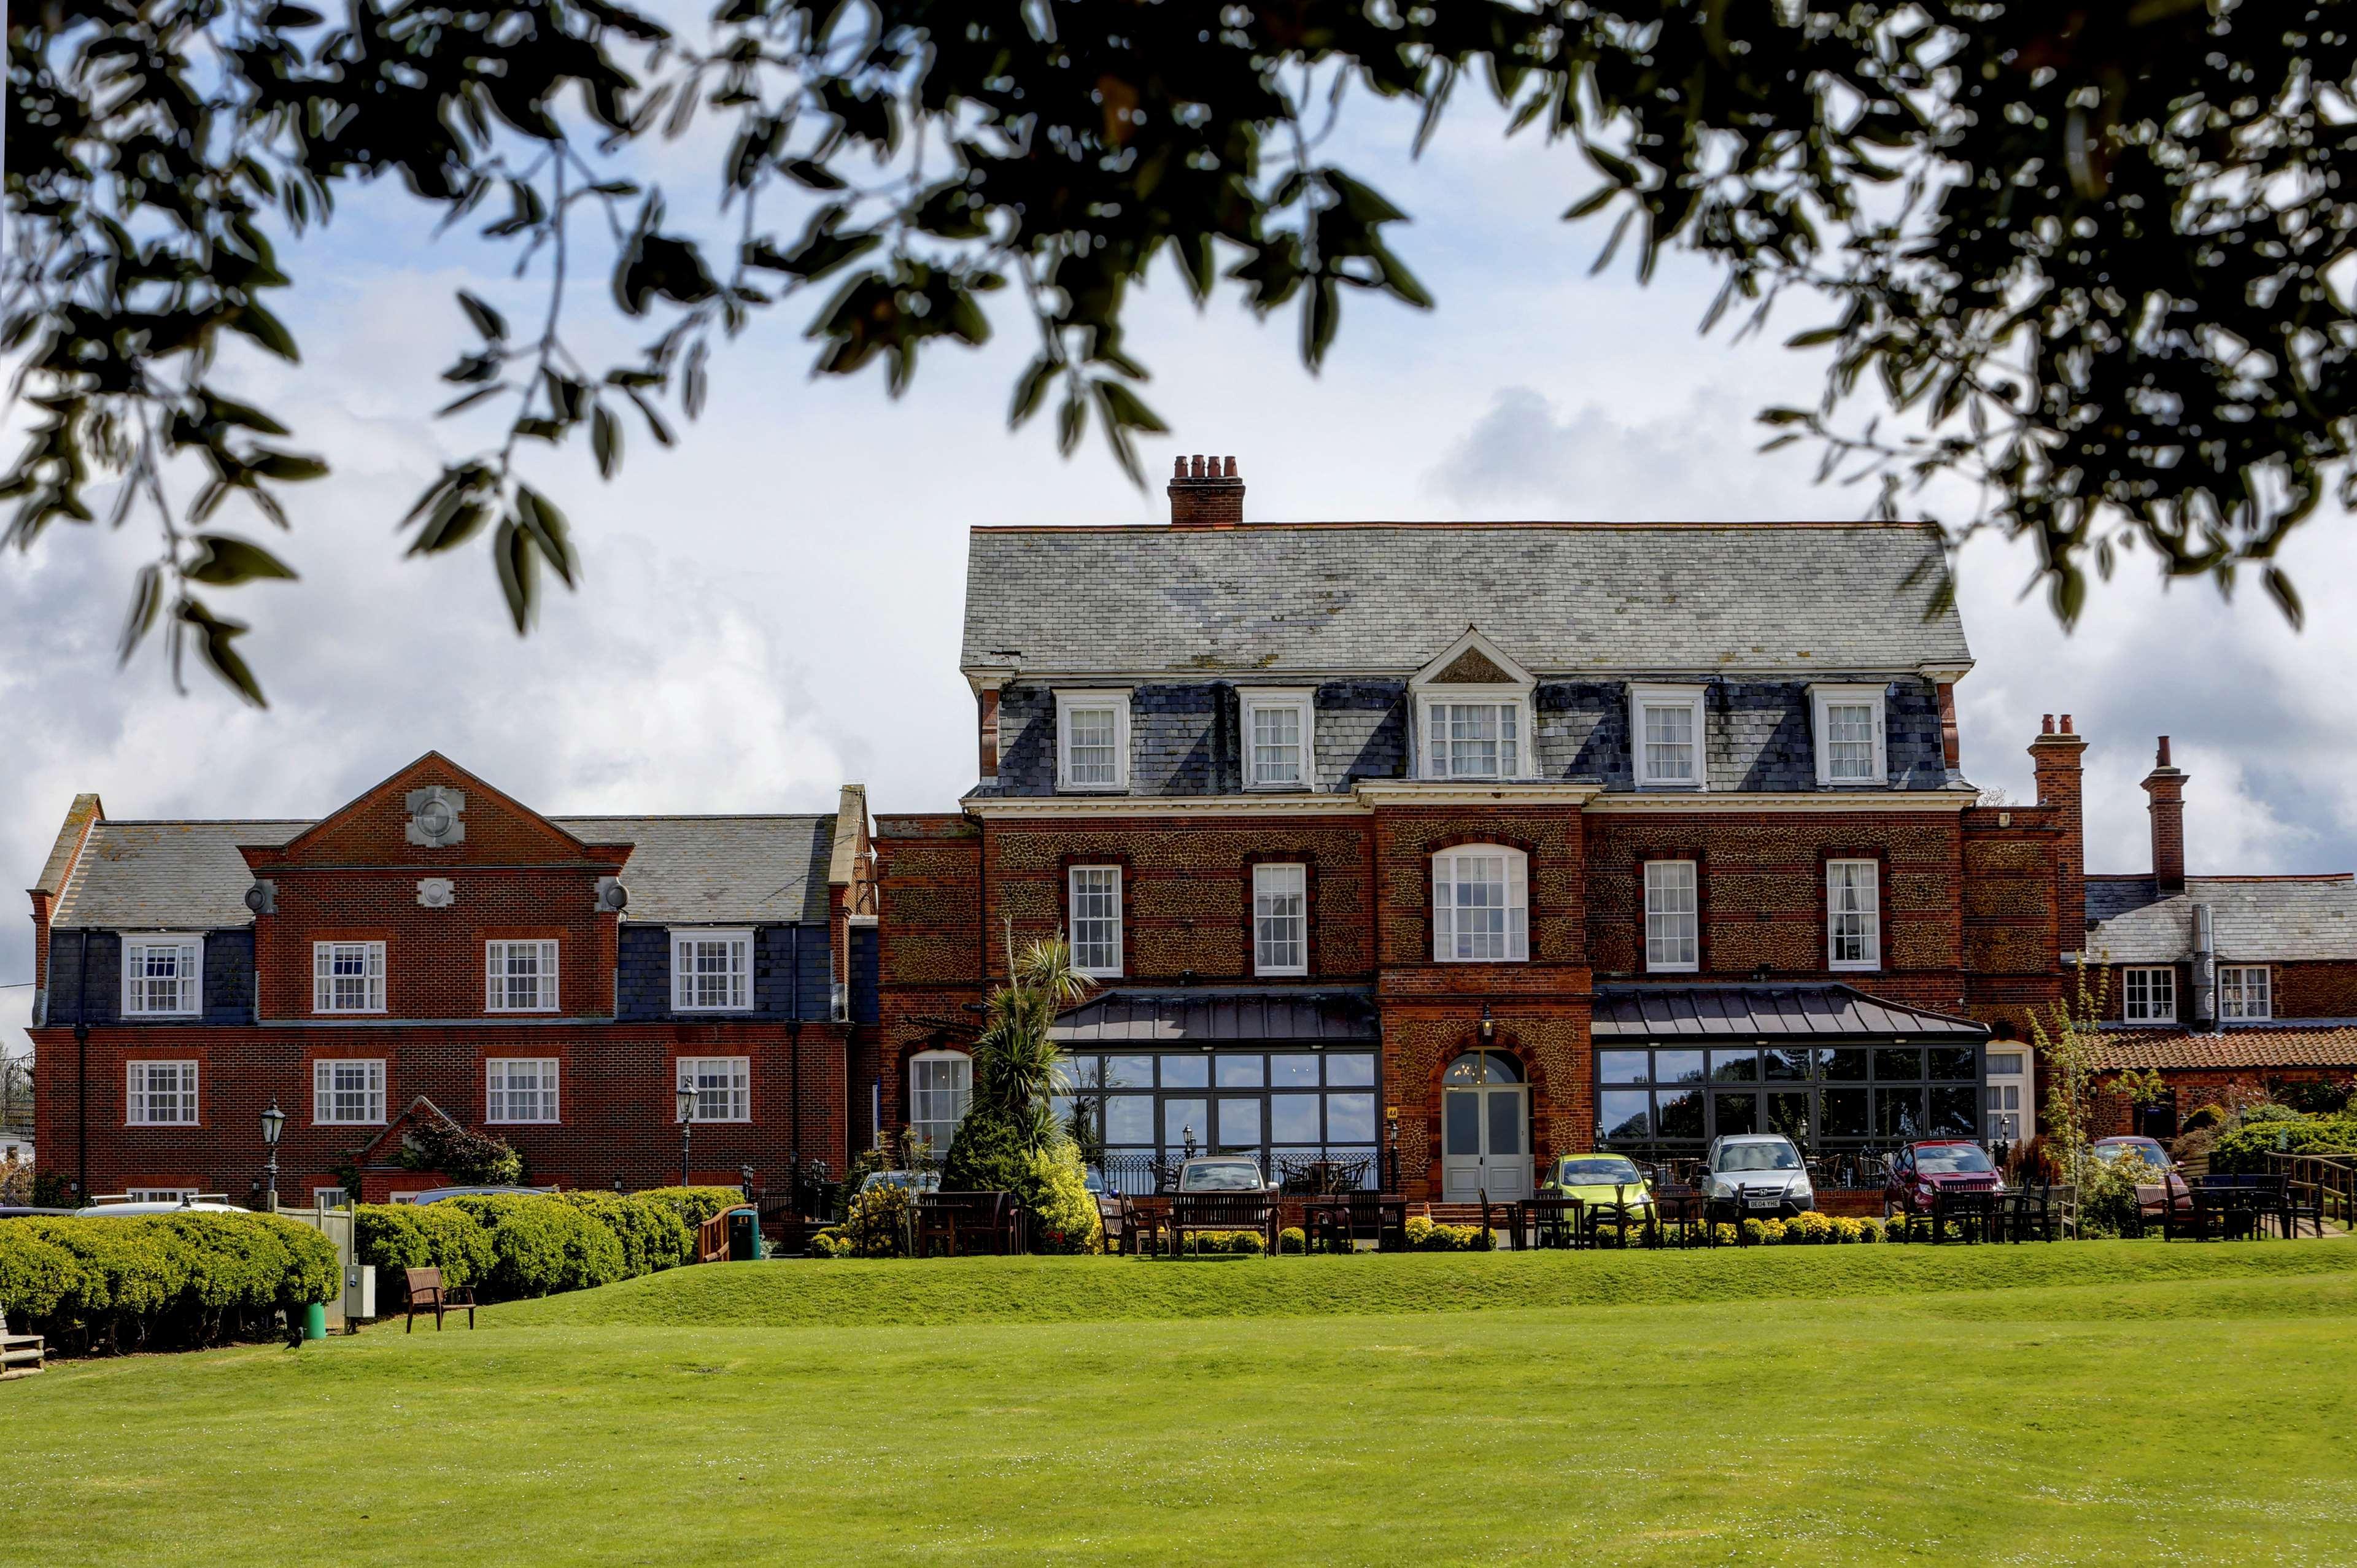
xmin=312 ymin=1059 xmax=386 ymax=1126
xmin=486 ymin=940 xmax=560 ymax=1013
xmin=672 ymin=930 xmax=752 ymax=1011
xmin=312 ymin=941 xmax=385 ymax=1013
xmin=1432 ymin=847 xmax=1528 ymax=962
xmin=122 ymin=936 xmax=203 ymax=1017
xmin=126 ymin=1060 xmax=199 ymax=1126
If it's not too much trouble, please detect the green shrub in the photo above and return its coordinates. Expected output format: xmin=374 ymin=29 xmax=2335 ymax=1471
xmin=1854 ymin=1215 xmax=1884 ymax=1243
xmin=355 ymin=1202 xmax=497 ymax=1294
xmin=553 ymin=1192 xmax=694 ymax=1276
xmin=1278 ymin=1226 xmax=1306 ymax=1255
xmin=835 ymin=1181 xmax=916 ymax=1257
xmin=1 ymin=1214 xmax=335 ymax=1353
xmin=443 ymin=1195 xmax=626 ymax=1299
xmin=637 ymin=1186 xmax=752 ymax=1230
xmin=1787 ymin=1211 xmax=1833 ymax=1245
xmin=1403 ymin=1218 xmax=1487 ymax=1251
xmin=1017 ymin=1147 xmax=1102 ymax=1254
xmin=807 ymin=1229 xmax=850 ymax=1258
xmin=1180 ymin=1229 xmax=1266 ymax=1256
xmin=940 ymin=1110 xmax=1029 ymax=1194
xmin=2208 ymin=1117 xmax=2357 ymax=1173
xmin=0 ymin=1222 xmax=79 ymax=1321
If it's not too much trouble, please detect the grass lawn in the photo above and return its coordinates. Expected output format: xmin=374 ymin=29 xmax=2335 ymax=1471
xmin=9 ymin=1242 xmax=2357 ymax=1567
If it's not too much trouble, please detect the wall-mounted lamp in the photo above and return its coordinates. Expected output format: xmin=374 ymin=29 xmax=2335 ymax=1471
xmin=1477 ymin=1002 xmax=1495 ymax=1043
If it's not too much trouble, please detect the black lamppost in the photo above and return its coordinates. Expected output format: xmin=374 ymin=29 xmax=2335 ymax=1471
xmin=676 ymin=1084 xmax=696 ymax=1188
xmin=1385 ymin=1108 xmax=1401 ymax=1194
xmin=259 ymin=1100 xmax=286 ymax=1212
xmin=740 ymin=1162 xmax=756 ymax=1204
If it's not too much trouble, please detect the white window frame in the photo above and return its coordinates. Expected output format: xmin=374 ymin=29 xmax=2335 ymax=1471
xmin=1811 ymin=684 xmax=1889 ymax=787
xmin=486 ymin=1057 xmax=561 ymax=1124
xmin=2218 ymin=965 xmax=2272 ymax=1021
xmin=671 ymin=929 xmax=753 ymax=1013
xmin=126 ymin=1187 xmax=196 ymax=1203
xmin=125 ymin=1060 xmax=199 ymax=1126
xmin=121 ymin=933 xmax=204 ymax=1018
xmin=1253 ymin=862 xmax=1309 ymax=976
xmin=2123 ymin=966 xmax=2178 ymax=1024
xmin=1644 ymin=860 xmax=1699 ymax=973
xmin=1069 ymin=865 xmax=1124 ymax=978
xmin=676 ymin=1056 xmax=751 ymax=1123
xmin=311 ymin=1186 xmax=351 ymax=1209
xmin=312 ymin=940 xmax=386 ymax=1014
xmin=1414 ymin=693 xmax=1533 ymax=781
xmin=484 ymin=940 xmax=560 ymax=1014
xmin=311 ymin=1058 xmax=387 ymax=1126
xmin=1431 ymin=846 xmax=1530 ymax=963
xmin=1826 ymin=859 xmax=1881 ymax=971
xmin=1631 ymin=684 xmax=1708 ymax=789
xmin=1055 ymin=689 xmax=1131 ymax=792
xmin=908 ymin=1049 xmax=973 ymax=1157
xmin=1241 ymin=689 xmax=1315 ymax=790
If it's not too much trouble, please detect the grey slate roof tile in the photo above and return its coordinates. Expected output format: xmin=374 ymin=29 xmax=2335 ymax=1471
xmin=963 ymin=522 xmax=1972 ymax=676
xmin=2083 ymin=876 xmax=2357 ymax=963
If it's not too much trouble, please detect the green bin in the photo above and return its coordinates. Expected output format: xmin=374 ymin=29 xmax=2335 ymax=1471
xmin=303 ymin=1302 xmax=327 ymax=1342
xmin=728 ymin=1209 xmax=760 ymax=1262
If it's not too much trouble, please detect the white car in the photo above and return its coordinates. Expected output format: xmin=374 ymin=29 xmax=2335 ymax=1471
xmin=77 ymin=1197 xmax=249 ymax=1218
xmin=1701 ymin=1134 xmax=1815 ymax=1217
xmin=1174 ymin=1156 xmax=1267 ymax=1193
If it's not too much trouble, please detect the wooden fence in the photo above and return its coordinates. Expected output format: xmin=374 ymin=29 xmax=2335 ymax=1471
xmin=2269 ymin=1153 xmax=2357 ymax=1232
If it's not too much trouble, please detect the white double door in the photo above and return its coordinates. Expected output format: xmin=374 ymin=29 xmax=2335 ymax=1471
xmin=1442 ymin=1082 xmax=1531 ymax=1202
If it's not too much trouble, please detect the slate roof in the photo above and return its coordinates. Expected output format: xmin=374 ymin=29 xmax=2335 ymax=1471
xmin=963 ymin=522 xmax=1972 ymax=676
xmin=1049 ymin=988 xmax=1380 ymax=1045
xmin=1591 ymin=984 xmax=1987 ymax=1040
xmin=2091 ymin=1027 xmax=2357 ymax=1072
xmin=48 ymin=815 xmax=837 ymax=929
xmin=2082 ymin=875 xmax=2357 ymax=964
xmin=554 ymin=816 xmax=835 ymax=924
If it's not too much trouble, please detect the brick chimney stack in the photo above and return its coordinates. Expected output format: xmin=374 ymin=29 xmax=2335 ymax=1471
xmin=2143 ymin=735 xmax=2188 ymax=895
xmin=1168 ymin=454 xmax=1243 ymax=528
xmin=2030 ymin=713 xmax=2089 ymax=945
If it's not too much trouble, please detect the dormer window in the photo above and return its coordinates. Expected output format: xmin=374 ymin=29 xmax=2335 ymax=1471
xmin=1409 ymin=629 xmax=1536 ymax=782
xmin=1241 ymin=689 xmax=1313 ymax=789
xmin=1811 ymin=684 xmax=1889 ymax=787
xmin=1631 ymin=685 xmax=1706 ymax=789
xmin=1055 ymin=690 xmax=1131 ymax=792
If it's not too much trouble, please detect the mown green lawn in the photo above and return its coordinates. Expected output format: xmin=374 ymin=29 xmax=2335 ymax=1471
xmin=9 ymin=1243 xmax=2357 ymax=1567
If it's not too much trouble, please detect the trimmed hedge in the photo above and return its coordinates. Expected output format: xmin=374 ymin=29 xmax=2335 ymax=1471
xmin=354 ymin=1188 xmax=737 ymax=1307
xmin=2208 ymin=1118 xmax=2357 ymax=1173
xmin=0 ymin=1213 xmax=337 ymax=1354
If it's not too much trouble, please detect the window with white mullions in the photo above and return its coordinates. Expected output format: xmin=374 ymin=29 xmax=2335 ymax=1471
xmin=1242 ymin=690 xmax=1312 ymax=788
xmin=1631 ymin=686 xmax=1708 ymax=788
xmin=122 ymin=935 xmax=203 ymax=1017
xmin=909 ymin=1051 xmax=972 ymax=1156
xmin=1055 ymin=690 xmax=1131 ymax=791
xmin=1826 ymin=860 xmax=1880 ymax=970
xmin=1644 ymin=860 xmax=1698 ymax=972
xmin=1069 ymin=865 xmax=1123 ymax=977
xmin=676 ymin=1056 xmax=750 ymax=1122
xmin=671 ymin=930 xmax=751 ymax=1011
xmin=486 ymin=1058 xmax=560 ymax=1124
xmin=125 ymin=1060 xmax=198 ymax=1126
xmin=2123 ymin=966 xmax=2177 ymax=1022
xmin=312 ymin=941 xmax=385 ymax=1013
xmin=1432 ymin=846 xmax=1528 ymax=962
xmin=1426 ymin=701 xmax=1520 ymax=780
xmin=312 ymin=1058 xmax=385 ymax=1126
xmin=1253 ymin=863 xmax=1307 ymax=976
xmin=2219 ymin=965 xmax=2272 ymax=1020
xmin=1810 ymin=684 xmax=1889 ymax=786
xmin=485 ymin=940 xmax=559 ymax=1013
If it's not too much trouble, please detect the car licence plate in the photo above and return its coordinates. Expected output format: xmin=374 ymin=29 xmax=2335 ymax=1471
xmin=1745 ymin=1194 xmax=1780 ymax=1208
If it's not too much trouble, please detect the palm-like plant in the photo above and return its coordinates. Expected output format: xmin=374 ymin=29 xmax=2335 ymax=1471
xmin=972 ymin=933 xmax=1093 ymax=1154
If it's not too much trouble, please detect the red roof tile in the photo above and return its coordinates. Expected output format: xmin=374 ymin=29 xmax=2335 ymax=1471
xmin=2092 ymin=1027 xmax=2357 ymax=1071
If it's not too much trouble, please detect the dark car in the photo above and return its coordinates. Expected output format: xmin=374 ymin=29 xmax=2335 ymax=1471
xmin=1883 ymin=1140 xmax=2003 ymax=1219
xmin=2091 ymin=1135 xmax=2193 ymax=1216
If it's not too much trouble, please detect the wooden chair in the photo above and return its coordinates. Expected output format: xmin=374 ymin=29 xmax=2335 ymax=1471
xmin=913 ymin=1191 xmax=1025 ymax=1256
xmin=402 ymin=1267 xmax=474 ymax=1332
xmin=1095 ymin=1192 xmax=1137 ymax=1256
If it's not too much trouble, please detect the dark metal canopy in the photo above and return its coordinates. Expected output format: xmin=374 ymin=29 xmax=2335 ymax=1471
xmin=1592 ymin=984 xmax=1987 ymax=1042
xmin=1050 ymin=988 xmax=1379 ymax=1046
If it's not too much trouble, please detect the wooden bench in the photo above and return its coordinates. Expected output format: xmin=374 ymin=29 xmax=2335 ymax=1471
xmin=403 ymin=1267 xmax=475 ymax=1332
xmin=1096 ymin=1192 xmax=1140 ymax=1256
xmin=913 ymin=1191 xmax=1026 ymax=1257
xmin=1163 ymin=1192 xmax=1280 ymax=1257
xmin=1 ymin=1330 xmax=43 ymax=1380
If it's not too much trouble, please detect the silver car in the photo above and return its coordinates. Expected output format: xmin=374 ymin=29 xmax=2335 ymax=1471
xmin=1701 ymin=1134 xmax=1815 ymax=1216
xmin=1174 ymin=1156 xmax=1267 ymax=1193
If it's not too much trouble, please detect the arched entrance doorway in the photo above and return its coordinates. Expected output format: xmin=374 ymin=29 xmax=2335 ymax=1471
xmin=1441 ymin=1050 xmax=1531 ymax=1201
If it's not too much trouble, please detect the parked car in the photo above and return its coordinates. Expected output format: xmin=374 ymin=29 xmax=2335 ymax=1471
xmin=1541 ymin=1153 xmax=1657 ymax=1222
xmin=1701 ymin=1134 xmax=1815 ymax=1216
xmin=2090 ymin=1135 xmax=2193 ymax=1215
xmin=1173 ymin=1156 xmax=1266 ymax=1193
xmin=850 ymin=1169 xmax=940 ymax=1203
xmin=1882 ymin=1140 xmax=2003 ymax=1220
xmin=0 ymin=1207 xmax=78 ymax=1219
xmin=393 ymin=1185 xmax=557 ymax=1205
xmin=76 ymin=1197 xmax=249 ymax=1217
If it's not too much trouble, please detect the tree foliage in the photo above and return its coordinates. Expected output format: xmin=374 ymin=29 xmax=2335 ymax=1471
xmin=10 ymin=0 xmax=2353 ymax=700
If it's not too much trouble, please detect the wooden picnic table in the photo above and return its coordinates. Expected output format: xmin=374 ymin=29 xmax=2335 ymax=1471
xmin=1507 ymin=1196 xmax=1585 ymax=1250
xmin=1299 ymin=1192 xmax=1408 ymax=1253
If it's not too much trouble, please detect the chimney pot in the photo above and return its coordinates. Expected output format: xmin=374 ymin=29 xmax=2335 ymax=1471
xmin=1191 ymin=454 xmax=1206 ymax=479
xmin=2156 ymin=735 xmax=2172 ymax=767
xmin=2042 ymin=714 xmax=2055 ymax=735
xmin=1172 ymin=456 xmax=1186 ymax=479
xmin=2142 ymin=740 xmax=2189 ymax=895
xmin=2061 ymin=713 xmax=2073 ymax=734
xmin=1223 ymin=455 xmax=1236 ymax=477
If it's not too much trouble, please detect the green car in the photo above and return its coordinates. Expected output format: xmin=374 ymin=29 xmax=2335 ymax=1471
xmin=1541 ymin=1154 xmax=1656 ymax=1221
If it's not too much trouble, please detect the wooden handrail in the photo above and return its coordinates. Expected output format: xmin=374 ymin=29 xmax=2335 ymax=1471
xmin=2269 ymin=1152 xmax=2357 ymax=1232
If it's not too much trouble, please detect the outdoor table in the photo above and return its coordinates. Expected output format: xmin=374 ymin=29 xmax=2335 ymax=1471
xmin=1510 ymin=1196 xmax=1584 ymax=1251
xmin=1651 ymin=1188 xmax=1711 ymax=1247
xmin=1303 ymin=1194 xmax=1408 ymax=1251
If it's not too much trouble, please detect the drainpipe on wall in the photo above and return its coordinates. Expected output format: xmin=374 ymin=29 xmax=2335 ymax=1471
xmin=75 ymin=929 xmax=90 ymax=1201
xmin=788 ymin=924 xmax=803 ymax=1189
xmin=2191 ymin=904 xmax=2217 ymax=1028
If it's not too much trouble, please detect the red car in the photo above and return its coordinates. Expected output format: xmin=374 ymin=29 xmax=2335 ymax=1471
xmin=2090 ymin=1135 xmax=2193 ymax=1217
xmin=1883 ymin=1140 xmax=2003 ymax=1219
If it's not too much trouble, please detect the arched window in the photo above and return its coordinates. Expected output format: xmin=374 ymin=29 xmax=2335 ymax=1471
xmin=908 ymin=1051 xmax=972 ymax=1157
xmin=1443 ymin=1051 xmax=1523 ymax=1085
xmin=1431 ymin=845 xmax=1528 ymax=962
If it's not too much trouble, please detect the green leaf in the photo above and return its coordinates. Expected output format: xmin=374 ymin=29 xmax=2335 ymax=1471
xmin=2264 ymin=567 xmax=2304 ymax=629
xmin=515 ymin=487 xmax=578 ymax=588
xmin=458 ymin=292 xmax=508 ymax=341
xmin=177 ymin=598 xmax=267 ymax=708
xmin=1008 ymin=355 xmax=1056 ymax=427
xmin=185 ymin=535 xmax=300 ymax=586
xmin=117 ymin=565 xmax=164 ymax=666
xmin=592 ymin=403 xmax=622 ymax=478
xmin=492 ymin=519 xmax=536 ymax=635
xmin=228 ymin=303 xmax=300 ymax=363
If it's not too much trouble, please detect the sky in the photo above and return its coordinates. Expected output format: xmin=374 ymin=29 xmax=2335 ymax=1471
xmin=7 ymin=69 xmax=2356 ymax=1064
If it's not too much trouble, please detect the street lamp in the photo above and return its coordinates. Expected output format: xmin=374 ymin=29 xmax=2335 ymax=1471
xmin=259 ymin=1100 xmax=286 ymax=1212
xmin=741 ymin=1162 xmax=756 ymax=1204
xmin=676 ymin=1083 xmax=697 ymax=1188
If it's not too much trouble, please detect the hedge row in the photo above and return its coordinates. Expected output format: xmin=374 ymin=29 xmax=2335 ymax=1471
xmin=2207 ymin=1118 xmax=2357 ymax=1173
xmin=353 ymin=1186 xmax=742 ymax=1305
xmin=0 ymin=1213 xmax=339 ymax=1354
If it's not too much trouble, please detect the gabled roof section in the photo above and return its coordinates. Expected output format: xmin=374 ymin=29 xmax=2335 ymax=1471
xmin=31 ymin=794 xmax=103 ymax=900
xmin=1592 ymin=983 xmax=1988 ymax=1040
xmin=249 ymin=752 xmax=611 ymax=871
xmin=53 ymin=821 xmax=309 ymax=929
xmin=2083 ymin=875 xmax=2357 ymax=964
xmin=1411 ymin=627 xmax=1533 ymax=689
xmin=552 ymin=815 xmax=835 ymax=924
xmin=963 ymin=520 xmax=1972 ymax=678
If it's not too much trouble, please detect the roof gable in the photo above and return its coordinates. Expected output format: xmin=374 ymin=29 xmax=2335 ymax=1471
xmin=247 ymin=754 xmax=616 ymax=872
xmin=1412 ymin=627 xmax=1533 ymax=690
